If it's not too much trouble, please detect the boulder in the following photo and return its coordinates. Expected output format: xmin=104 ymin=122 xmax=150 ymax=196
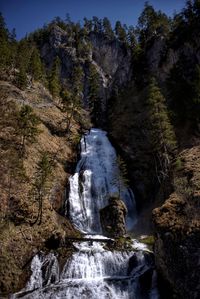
xmin=100 ymin=197 xmax=127 ymax=237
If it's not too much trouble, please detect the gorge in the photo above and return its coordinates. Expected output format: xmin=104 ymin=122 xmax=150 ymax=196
xmin=12 ymin=129 xmax=159 ymax=299
xmin=0 ymin=1 xmax=200 ymax=298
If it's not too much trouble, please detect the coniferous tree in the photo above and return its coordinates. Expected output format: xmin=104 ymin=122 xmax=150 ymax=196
xmin=137 ymin=2 xmax=170 ymax=45
xmin=15 ymin=66 xmax=28 ymax=89
xmin=0 ymin=13 xmax=12 ymax=71
xmin=93 ymin=16 xmax=102 ymax=33
xmin=88 ymin=62 xmax=102 ymax=123
xmin=115 ymin=21 xmax=127 ymax=42
xmin=66 ymin=64 xmax=84 ymax=133
xmin=28 ymin=47 xmax=44 ymax=81
xmin=83 ymin=17 xmax=93 ymax=32
xmin=103 ymin=17 xmax=114 ymax=39
xmin=127 ymin=26 xmax=137 ymax=48
xmin=14 ymin=39 xmax=31 ymax=88
xmin=48 ymin=56 xmax=61 ymax=96
xmin=60 ymin=64 xmax=84 ymax=135
xmin=146 ymin=78 xmax=177 ymax=182
xmin=113 ymin=156 xmax=129 ymax=198
xmin=16 ymin=39 xmax=31 ymax=71
xmin=16 ymin=105 xmax=40 ymax=155
xmin=31 ymin=152 xmax=54 ymax=225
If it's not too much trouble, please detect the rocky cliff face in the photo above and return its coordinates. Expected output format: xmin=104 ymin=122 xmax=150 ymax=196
xmin=40 ymin=25 xmax=132 ymax=124
xmin=153 ymin=143 xmax=200 ymax=298
xmin=108 ymin=31 xmax=200 ymax=298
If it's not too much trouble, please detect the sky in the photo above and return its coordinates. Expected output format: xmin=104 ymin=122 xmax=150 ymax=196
xmin=0 ymin=0 xmax=186 ymax=40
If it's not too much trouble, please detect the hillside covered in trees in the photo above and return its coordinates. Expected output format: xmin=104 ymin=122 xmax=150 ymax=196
xmin=0 ymin=1 xmax=200 ymax=298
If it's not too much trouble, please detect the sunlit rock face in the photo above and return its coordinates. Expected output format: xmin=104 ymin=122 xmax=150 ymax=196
xmin=40 ymin=25 xmax=132 ymax=126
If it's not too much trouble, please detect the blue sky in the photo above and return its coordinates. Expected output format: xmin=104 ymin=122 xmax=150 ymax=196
xmin=0 ymin=0 xmax=186 ymax=40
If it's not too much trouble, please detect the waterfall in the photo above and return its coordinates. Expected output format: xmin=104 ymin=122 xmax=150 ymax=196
xmin=12 ymin=129 xmax=159 ymax=299
xmin=67 ymin=128 xmax=136 ymax=233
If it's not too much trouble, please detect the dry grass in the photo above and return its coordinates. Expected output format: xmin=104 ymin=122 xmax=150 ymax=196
xmin=0 ymin=80 xmax=81 ymax=294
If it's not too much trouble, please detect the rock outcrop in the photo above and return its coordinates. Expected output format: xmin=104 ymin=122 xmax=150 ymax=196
xmin=153 ymin=146 xmax=200 ymax=299
xmin=100 ymin=197 xmax=127 ymax=237
xmin=108 ymin=30 xmax=200 ymax=298
xmin=40 ymin=25 xmax=132 ymax=125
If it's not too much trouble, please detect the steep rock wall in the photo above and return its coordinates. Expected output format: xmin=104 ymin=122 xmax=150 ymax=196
xmin=40 ymin=25 xmax=132 ymax=124
xmin=153 ymin=145 xmax=200 ymax=299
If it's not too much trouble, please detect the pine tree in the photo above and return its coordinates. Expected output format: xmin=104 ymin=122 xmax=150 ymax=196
xmin=146 ymin=78 xmax=177 ymax=182
xmin=127 ymin=26 xmax=137 ymax=48
xmin=15 ymin=66 xmax=28 ymax=89
xmin=137 ymin=2 xmax=170 ymax=45
xmin=28 ymin=47 xmax=44 ymax=81
xmin=93 ymin=16 xmax=102 ymax=33
xmin=16 ymin=39 xmax=32 ymax=71
xmin=115 ymin=21 xmax=127 ymax=42
xmin=48 ymin=56 xmax=61 ymax=96
xmin=113 ymin=156 xmax=129 ymax=198
xmin=103 ymin=17 xmax=114 ymax=39
xmin=0 ymin=13 xmax=12 ymax=70
xmin=83 ymin=17 xmax=93 ymax=32
xmin=88 ymin=62 xmax=101 ymax=123
xmin=31 ymin=152 xmax=54 ymax=225
xmin=16 ymin=105 xmax=40 ymax=155
xmin=14 ymin=39 xmax=32 ymax=87
xmin=64 ymin=64 xmax=84 ymax=134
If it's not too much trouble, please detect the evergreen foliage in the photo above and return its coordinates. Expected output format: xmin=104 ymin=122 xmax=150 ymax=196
xmin=115 ymin=21 xmax=127 ymax=42
xmin=48 ymin=56 xmax=61 ymax=96
xmin=68 ymin=64 xmax=84 ymax=131
xmin=83 ymin=17 xmax=93 ymax=32
xmin=16 ymin=39 xmax=31 ymax=72
xmin=127 ymin=26 xmax=137 ymax=48
xmin=15 ymin=66 xmax=28 ymax=89
xmin=170 ymin=0 xmax=200 ymax=47
xmin=112 ymin=155 xmax=129 ymax=198
xmin=146 ymin=78 xmax=177 ymax=182
xmin=16 ymin=105 xmax=41 ymax=155
xmin=28 ymin=47 xmax=45 ymax=81
xmin=167 ymin=59 xmax=200 ymax=123
xmin=31 ymin=152 xmax=54 ymax=225
xmin=117 ymin=156 xmax=129 ymax=197
xmin=137 ymin=1 xmax=170 ymax=45
xmin=88 ymin=62 xmax=102 ymax=124
xmin=93 ymin=16 xmax=102 ymax=33
xmin=0 ymin=13 xmax=16 ymax=71
xmin=103 ymin=17 xmax=114 ymax=39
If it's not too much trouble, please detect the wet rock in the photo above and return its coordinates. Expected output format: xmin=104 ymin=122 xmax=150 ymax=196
xmin=139 ymin=268 xmax=154 ymax=293
xmin=100 ymin=197 xmax=127 ymax=237
xmin=127 ymin=254 xmax=138 ymax=275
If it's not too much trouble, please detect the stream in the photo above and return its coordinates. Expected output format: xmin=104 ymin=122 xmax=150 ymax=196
xmin=12 ymin=128 xmax=159 ymax=299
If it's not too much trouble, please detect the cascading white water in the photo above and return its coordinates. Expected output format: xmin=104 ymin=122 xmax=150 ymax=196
xmin=12 ymin=129 xmax=159 ymax=299
xmin=67 ymin=128 xmax=136 ymax=233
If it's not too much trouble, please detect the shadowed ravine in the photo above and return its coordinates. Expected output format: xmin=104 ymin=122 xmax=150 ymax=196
xmin=12 ymin=129 xmax=159 ymax=299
